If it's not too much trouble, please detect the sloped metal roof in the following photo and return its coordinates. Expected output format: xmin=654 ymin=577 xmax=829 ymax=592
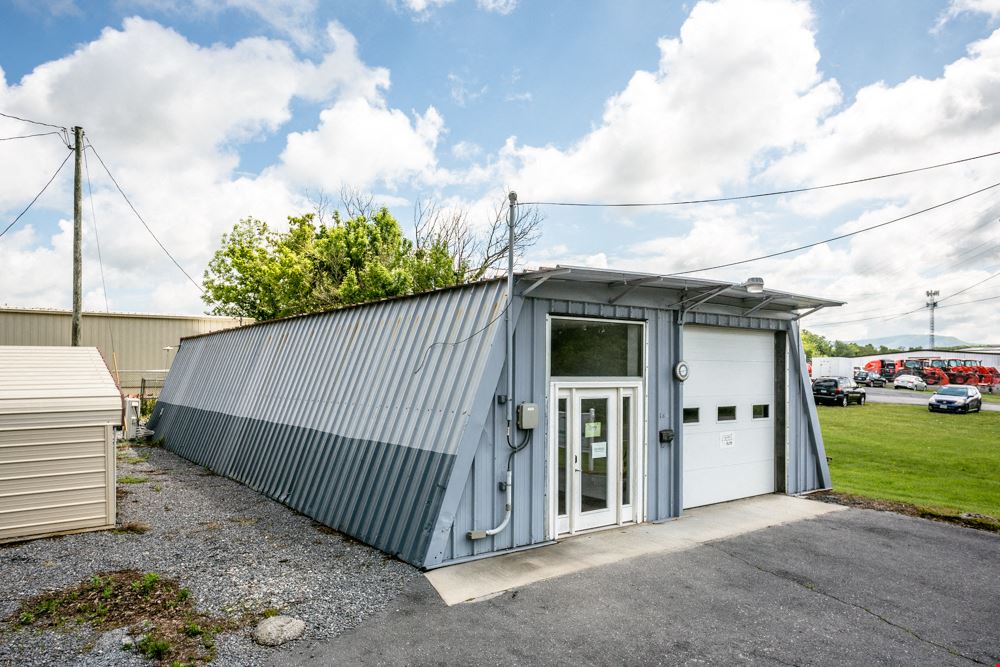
xmin=151 ymin=279 xmax=508 ymax=566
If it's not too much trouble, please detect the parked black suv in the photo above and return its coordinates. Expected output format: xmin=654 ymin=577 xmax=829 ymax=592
xmin=813 ymin=377 xmax=866 ymax=407
xmin=853 ymin=371 xmax=886 ymax=388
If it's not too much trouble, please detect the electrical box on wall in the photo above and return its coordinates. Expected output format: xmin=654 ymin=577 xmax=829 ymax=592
xmin=517 ymin=403 xmax=539 ymax=430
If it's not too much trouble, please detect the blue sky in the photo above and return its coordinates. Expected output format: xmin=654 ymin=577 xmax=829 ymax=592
xmin=1 ymin=0 xmax=999 ymax=342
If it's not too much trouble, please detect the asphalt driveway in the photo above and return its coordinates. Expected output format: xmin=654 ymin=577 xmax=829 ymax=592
xmin=286 ymin=507 xmax=999 ymax=666
xmin=866 ymin=386 xmax=1000 ymax=411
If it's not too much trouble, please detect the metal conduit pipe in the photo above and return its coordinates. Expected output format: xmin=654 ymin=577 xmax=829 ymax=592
xmin=469 ymin=191 xmax=523 ymax=541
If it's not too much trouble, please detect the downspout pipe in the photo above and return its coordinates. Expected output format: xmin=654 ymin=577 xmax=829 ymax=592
xmin=469 ymin=191 xmax=523 ymax=541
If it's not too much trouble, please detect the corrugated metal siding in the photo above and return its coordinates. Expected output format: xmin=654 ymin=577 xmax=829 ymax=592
xmin=786 ymin=320 xmax=832 ymax=493
xmin=683 ymin=311 xmax=789 ymax=331
xmin=431 ymin=295 xmax=686 ymax=566
xmin=152 ymin=281 xmax=508 ymax=567
xmin=0 ymin=309 xmax=245 ymax=392
xmin=0 ymin=346 xmax=120 ymax=543
xmin=433 ymin=288 xmax=828 ymax=566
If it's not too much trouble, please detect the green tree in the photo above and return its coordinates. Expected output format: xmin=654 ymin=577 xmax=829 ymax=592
xmin=800 ymin=329 xmax=833 ymax=360
xmin=202 ymin=207 xmax=463 ymax=320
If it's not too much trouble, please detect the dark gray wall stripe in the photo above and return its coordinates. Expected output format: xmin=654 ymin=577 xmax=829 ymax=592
xmin=154 ymin=402 xmax=454 ymax=566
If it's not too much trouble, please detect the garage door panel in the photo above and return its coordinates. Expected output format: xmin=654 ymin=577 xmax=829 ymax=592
xmin=684 ymin=433 xmax=773 ymax=468
xmin=684 ymin=460 xmax=775 ymax=509
xmin=683 ymin=326 xmax=776 ymax=509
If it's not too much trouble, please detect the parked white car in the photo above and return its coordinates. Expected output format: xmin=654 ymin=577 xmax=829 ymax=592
xmin=893 ymin=374 xmax=927 ymax=391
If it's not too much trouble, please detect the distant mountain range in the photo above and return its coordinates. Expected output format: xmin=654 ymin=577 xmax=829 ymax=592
xmin=851 ymin=334 xmax=971 ymax=349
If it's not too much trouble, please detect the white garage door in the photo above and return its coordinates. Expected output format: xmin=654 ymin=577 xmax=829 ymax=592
xmin=682 ymin=326 xmax=776 ymax=509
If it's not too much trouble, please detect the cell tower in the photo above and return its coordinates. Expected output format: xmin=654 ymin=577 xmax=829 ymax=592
xmin=926 ymin=290 xmax=940 ymax=349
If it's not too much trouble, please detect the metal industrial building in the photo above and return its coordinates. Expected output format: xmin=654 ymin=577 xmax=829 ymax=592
xmin=0 ymin=346 xmax=121 ymax=543
xmin=0 ymin=307 xmax=247 ymax=394
xmin=150 ymin=267 xmax=841 ymax=569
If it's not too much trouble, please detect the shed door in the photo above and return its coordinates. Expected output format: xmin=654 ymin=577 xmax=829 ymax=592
xmin=682 ymin=326 xmax=776 ymax=509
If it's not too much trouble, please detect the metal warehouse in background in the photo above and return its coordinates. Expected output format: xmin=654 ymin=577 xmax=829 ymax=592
xmin=150 ymin=266 xmax=841 ymax=569
xmin=0 ymin=307 xmax=247 ymax=395
xmin=0 ymin=346 xmax=122 ymax=543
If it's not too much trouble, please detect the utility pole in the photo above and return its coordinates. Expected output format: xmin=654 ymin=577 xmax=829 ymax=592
xmin=71 ymin=126 xmax=83 ymax=346
xmin=926 ymin=289 xmax=940 ymax=350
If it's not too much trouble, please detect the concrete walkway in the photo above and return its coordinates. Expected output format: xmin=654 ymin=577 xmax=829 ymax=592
xmin=426 ymin=494 xmax=845 ymax=605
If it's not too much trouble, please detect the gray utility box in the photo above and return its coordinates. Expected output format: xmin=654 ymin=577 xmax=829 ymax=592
xmin=517 ymin=402 xmax=539 ymax=430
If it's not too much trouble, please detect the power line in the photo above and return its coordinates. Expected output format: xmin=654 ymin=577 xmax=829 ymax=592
xmin=665 ymin=180 xmax=1000 ymax=277
xmin=806 ymin=282 xmax=1000 ymax=328
xmin=941 ymin=293 xmax=1000 ymax=308
xmin=0 ymin=110 xmax=67 ymax=132
xmin=412 ymin=298 xmax=510 ymax=374
xmin=937 ymin=267 xmax=1000 ymax=303
xmin=0 ymin=150 xmax=73 ymax=240
xmin=85 ymin=140 xmax=204 ymax=294
xmin=519 ymin=149 xmax=1000 ymax=208
xmin=0 ymin=131 xmax=65 ymax=143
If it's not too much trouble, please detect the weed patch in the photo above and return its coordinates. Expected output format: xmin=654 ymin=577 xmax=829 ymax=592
xmin=6 ymin=571 xmax=234 ymax=665
xmin=118 ymin=476 xmax=148 ymax=485
xmin=113 ymin=521 xmax=151 ymax=535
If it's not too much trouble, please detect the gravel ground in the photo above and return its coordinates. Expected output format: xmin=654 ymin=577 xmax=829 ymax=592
xmin=0 ymin=440 xmax=418 ymax=666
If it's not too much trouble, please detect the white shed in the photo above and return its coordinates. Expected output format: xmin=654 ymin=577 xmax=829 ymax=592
xmin=0 ymin=346 xmax=121 ymax=543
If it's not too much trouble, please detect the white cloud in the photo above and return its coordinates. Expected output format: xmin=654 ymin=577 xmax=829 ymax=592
xmin=504 ymin=91 xmax=532 ymax=103
xmin=475 ymin=0 xmax=1000 ymax=342
xmin=452 ymin=140 xmax=482 ymax=160
xmin=494 ymin=0 xmax=840 ymax=203
xmin=274 ymin=100 xmax=444 ymax=191
xmin=476 ymin=0 xmax=517 ymax=15
xmin=398 ymin=0 xmax=517 ymax=19
xmin=128 ymin=0 xmax=321 ymax=49
xmin=448 ymin=73 xmax=488 ymax=107
xmin=935 ymin=0 xmax=1000 ymax=32
xmin=0 ymin=17 xmax=436 ymax=314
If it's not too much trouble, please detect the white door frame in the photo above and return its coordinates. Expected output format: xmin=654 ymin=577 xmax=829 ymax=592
xmin=548 ymin=379 xmax=645 ymax=538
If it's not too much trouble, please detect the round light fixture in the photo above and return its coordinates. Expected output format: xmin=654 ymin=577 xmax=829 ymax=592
xmin=744 ymin=277 xmax=765 ymax=294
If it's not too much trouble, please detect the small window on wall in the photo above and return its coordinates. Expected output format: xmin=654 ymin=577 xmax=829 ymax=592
xmin=753 ymin=404 xmax=770 ymax=419
xmin=550 ymin=318 xmax=643 ymax=377
xmin=683 ymin=408 xmax=699 ymax=424
xmin=717 ymin=406 xmax=737 ymax=422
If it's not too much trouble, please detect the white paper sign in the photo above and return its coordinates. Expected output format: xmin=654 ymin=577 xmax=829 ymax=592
xmin=591 ymin=441 xmax=608 ymax=459
xmin=584 ymin=422 xmax=602 ymax=438
xmin=720 ymin=431 xmax=735 ymax=449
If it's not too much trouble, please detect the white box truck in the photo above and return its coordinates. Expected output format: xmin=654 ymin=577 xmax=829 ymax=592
xmin=811 ymin=357 xmax=857 ymax=379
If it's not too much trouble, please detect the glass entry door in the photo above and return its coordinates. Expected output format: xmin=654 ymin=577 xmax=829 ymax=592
xmin=555 ymin=386 xmax=637 ymax=535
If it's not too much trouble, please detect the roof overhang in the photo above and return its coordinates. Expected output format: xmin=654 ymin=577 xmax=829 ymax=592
xmin=518 ymin=265 xmax=844 ymax=320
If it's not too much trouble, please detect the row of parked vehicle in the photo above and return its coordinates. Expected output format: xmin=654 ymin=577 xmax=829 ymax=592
xmin=812 ymin=374 xmax=984 ymax=412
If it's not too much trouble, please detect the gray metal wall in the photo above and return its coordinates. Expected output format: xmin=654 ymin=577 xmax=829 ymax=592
xmin=151 ymin=281 xmax=508 ymax=567
xmin=786 ymin=320 xmax=832 ymax=493
xmin=0 ymin=308 xmax=245 ymax=393
xmin=430 ymin=283 xmax=831 ymax=566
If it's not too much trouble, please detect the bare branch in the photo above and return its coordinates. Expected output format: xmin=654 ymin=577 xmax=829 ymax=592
xmin=468 ymin=193 xmax=543 ymax=281
xmin=339 ymin=185 xmax=377 ymax=219
xmin=306 ymin=190 xmax=334 ymax=226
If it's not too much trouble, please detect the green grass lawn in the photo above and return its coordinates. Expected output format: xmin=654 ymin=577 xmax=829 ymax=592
xmin=818 ymin=403 xmax=1000 ymax=521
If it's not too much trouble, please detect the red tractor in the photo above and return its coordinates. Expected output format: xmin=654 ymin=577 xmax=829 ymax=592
xmin=929 ymin=359 xmax=1000 ymax=386
xmin=864 ymin=358 xmax=949 ymax=385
